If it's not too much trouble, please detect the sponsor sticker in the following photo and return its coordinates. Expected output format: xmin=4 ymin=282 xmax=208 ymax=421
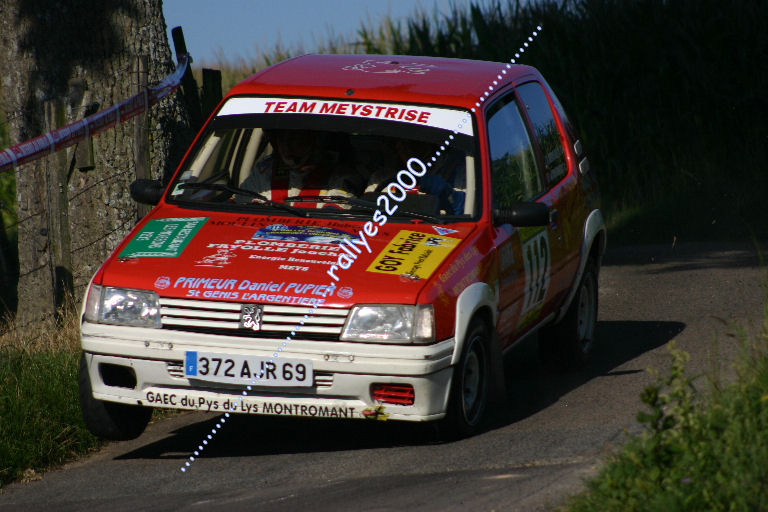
xmin=342 ymin=59 xmax=437 ymax=75
xmin=519 ymin=226 xmax=551 ymax=318
xmin=337 ymin=286 xmax=354 ymax=299
xmin=119 ymin=217 xmax=207 ymax=258
xmin=432 ymin=226 xmax=459 ymax=235
xmin=206 ymin=238 xmax=343 ymax=265
xmin=196 ymin=247 xmax=237 ymax=268
xmin=252 ymin=224 xmax=354 ymax=243
xmin=170 ymin=276 xmax=335 ymax=303
xmin=154 ymin=276 xmax=171 ymax=290
xmin=366 ymin=230 xmax=460 ymax=279
xmin=144 ymin=390 xmax=359 ymax=418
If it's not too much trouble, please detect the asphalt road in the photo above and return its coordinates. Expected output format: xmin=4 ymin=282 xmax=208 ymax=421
xmin=1 ymin=242 xmax=765 ymax=512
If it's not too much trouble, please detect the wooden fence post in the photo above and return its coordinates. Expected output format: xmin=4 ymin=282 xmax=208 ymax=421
xmin=75 ymin=100 xmax=97 ymax=172
xmin=171 ymin=26 xmax=203 ymax=131
xmin=134 ymin=55 xmax=150 ymax=219
xmin=43 ymin=98 xmax=73 ymax=315
xmin=201 ymin=68 xmax=223 ymax=119
xmin=69 ymin=78 xmax=96 ymax=172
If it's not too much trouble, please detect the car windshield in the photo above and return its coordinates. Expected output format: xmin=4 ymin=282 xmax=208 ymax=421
xmin=167 ymin=98 xmax=478 ymax=222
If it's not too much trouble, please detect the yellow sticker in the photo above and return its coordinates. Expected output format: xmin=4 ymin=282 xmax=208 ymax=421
xmin=366 ymin=230 xmax=461 ymax=279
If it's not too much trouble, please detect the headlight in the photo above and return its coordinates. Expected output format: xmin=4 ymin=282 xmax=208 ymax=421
xmin=83 ymin=285 xmax=161 ymax=328
xmin=340 ymin=305 xmax=434 ymax=344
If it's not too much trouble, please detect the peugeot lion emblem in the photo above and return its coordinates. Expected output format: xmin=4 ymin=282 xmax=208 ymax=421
xmin=239 ymin=304 xmax=263 ymax=331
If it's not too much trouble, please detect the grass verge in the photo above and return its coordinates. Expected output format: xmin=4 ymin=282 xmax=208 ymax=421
xmin=0 ymin=308 xmax=102 ymax=487
xmin=565 ymin=322 xmax=768 ymax=509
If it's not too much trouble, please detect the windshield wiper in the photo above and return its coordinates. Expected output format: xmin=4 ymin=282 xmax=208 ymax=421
xmin=284 ymin=195 xmax=442 ymax=224
xmin=178 ymin=182 xmax=309 ymax=217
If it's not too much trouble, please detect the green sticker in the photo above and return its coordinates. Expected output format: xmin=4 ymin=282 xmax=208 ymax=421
xmin=119 ymin=217 xmax=208 ymax=258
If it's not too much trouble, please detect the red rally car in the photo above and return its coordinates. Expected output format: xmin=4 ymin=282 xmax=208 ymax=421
xmin=79 ymin=54 xmax=605 ymax=440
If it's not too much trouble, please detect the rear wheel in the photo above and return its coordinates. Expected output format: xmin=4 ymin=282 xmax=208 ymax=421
xmin=78 ymin=353 xmax=152 ymax=441
xmin=440 ymin=319 xmax=490 ymax=439
xmin=539 ymin=259 xmax=598 ymax=369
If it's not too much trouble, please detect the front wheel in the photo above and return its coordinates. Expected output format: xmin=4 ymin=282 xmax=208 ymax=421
xmin=78 ymin=353 xmax=152 ymax=441
xmin=439 ymin=319 xmax=490 ymax=439
xmin=539 ymin=259 xmax=599 ymax=369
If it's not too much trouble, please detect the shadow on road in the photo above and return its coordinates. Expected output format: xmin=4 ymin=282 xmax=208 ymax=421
xmin=496 ymin=320 xmax=686 ymax=425
xmin=114 ymin=319 xmax=684 ymax=461
xmin=115 ymin=408 xmax=440 ymax=462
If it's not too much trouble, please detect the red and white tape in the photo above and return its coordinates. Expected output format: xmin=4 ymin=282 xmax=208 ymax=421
xmin=0 ymin=54 xmax=190 ymax=174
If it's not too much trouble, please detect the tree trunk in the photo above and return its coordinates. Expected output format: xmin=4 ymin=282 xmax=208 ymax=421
xmin=0 ymin=0 xmax=193 ymax=321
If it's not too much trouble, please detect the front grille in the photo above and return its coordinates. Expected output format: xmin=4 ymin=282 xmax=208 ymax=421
xmin=159 ymin=298 xmax=349 ymax=340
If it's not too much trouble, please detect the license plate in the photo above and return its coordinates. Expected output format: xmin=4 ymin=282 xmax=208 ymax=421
xmin=184 ymin=351 xmax=313 ymax=387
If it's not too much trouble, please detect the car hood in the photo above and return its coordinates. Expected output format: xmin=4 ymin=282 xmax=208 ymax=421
xmin=99 ymin=209 xmax=477 ymax=307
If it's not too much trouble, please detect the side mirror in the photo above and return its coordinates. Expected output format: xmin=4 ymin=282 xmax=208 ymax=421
xmin=493 ymin=202 xmax=549 ymax=227
xmin=129 ymin=179 xmax=165 ymax=205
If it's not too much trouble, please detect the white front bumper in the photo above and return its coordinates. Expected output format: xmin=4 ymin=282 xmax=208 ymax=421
xmin=81 ymin=321 xmax=456 ymax=421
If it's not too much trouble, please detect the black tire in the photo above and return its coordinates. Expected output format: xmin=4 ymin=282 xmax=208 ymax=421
xmin=539 ymin=259 xmax=599 ymax=370
xmin=439 ymin=319 xmax=491 ymax=440
xmin=78 ymin=353 xmax=152 ymax=441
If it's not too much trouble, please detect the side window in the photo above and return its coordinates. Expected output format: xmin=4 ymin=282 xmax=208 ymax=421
xmin=516 ymin=82 xmax=568 ymax=184
xmin=487 ymin=95 xmax=543 ymax=207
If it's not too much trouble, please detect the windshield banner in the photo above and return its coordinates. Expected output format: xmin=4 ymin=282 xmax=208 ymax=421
xmin=217 ymin=97 xmax=473 ymax=136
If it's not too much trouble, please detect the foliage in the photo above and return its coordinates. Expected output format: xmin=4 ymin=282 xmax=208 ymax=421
xmin=566 ymin=332 xmax=768 ymax=511
xmin=194 ymin=28 xmax=362 ymax=94
xmin=360 ymin=0 xmax=768 ymax=242
xmin=208 ymin=0 xmax=768 ymax=243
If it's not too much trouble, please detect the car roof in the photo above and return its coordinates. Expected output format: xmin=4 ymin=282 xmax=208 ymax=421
xmin=227 ymin=54 xmax=539 ymax=109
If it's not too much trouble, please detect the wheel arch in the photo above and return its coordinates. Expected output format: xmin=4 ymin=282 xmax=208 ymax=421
xmin=555 ymin=209 xmax=606 ymax=323
xmin=451 ymin=282 xmax=497 ymax=366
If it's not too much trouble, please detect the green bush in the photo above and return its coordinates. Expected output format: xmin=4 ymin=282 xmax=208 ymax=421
xmin=567 ymin=337 xmax=768 ymax=511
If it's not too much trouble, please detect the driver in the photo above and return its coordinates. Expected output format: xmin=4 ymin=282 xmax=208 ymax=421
xmin=236 ymin=129 xmax=363 ymax=208
xmin=363 ymin=137 xmax=466 ymax=215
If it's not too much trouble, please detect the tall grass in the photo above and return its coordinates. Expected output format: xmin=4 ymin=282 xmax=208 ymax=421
xmin=0 ymin=306 xmax=103 ymax=486
xmin=356 ymin=0 xmax=768 ymax=242
xmin=194 ymin=28 xmax=365 ymax=94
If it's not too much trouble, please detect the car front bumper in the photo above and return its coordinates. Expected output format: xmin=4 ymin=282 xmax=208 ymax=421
xmin=81 ymin=321 xmax=456 ymax=422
